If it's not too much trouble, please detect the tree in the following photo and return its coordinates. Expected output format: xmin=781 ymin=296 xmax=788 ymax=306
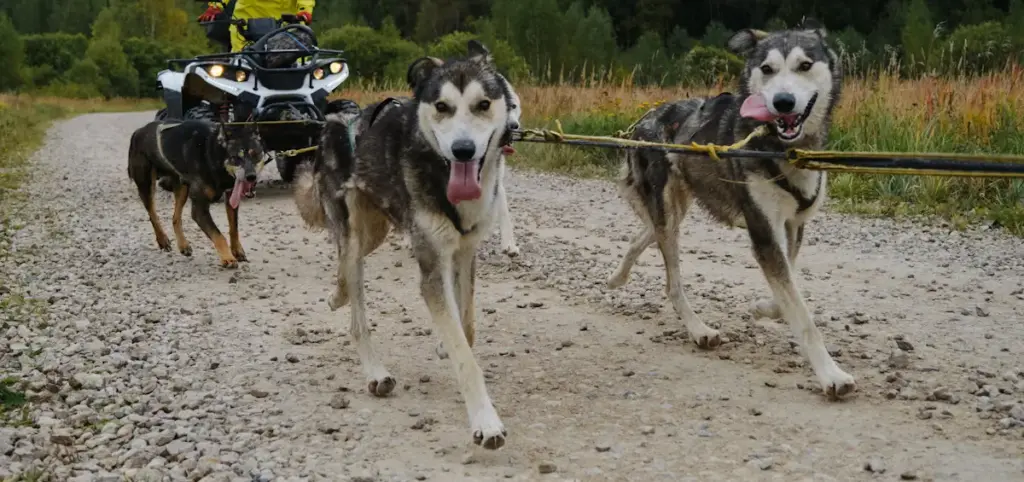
xmin=491 ymin=0 xmax=569 ymax=81
xmin=427 ymin=31 xmax=530 ymax=80
xmin=0 ymin=13 xmax=25 ymax=91
xmin=901 ymin=0 xmax=935 ymax=68
xmin=701 ymin=21 xmax=733 ymax=50
xmin=413 ymin=0 xmax=443 ymax=44
xmin=570 ymin=6 xmax=618 ymax=78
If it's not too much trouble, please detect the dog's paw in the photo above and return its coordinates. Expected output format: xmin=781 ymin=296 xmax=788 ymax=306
xmin=435 ymin=342 xmax=449 ymax=360
xmin=179 ymin=244 xmax=192 ymax=257
xmin=820 ymin=369 xmax=857 ymax=400
xmin=232 ymin=249 xmax=248 ymax=262
xmin=471 ymin=407 xmax=507 ymax=450
xmin=327 ymin=289 xmax=349 ymax=311
xmin=690 ymin=326 xmax=722 ymax=350
xmin=606 ymin=270 xmax=629 ymax=289
xmin=156 ymin=236 xmax=172 ymax=252
xmin=220 ymin=257 xmax=239 ymax=269
xmin=751 ymin=299 xmax=782 ymax=319
xmin=367 ymin=376 xmax=396 ymax=397
xmin=501 ymin=243 xmax=520 ymax=258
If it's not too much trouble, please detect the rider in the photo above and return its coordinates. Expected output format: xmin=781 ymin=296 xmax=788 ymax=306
xmin=198 ymin=0 xmax=315 ymax=52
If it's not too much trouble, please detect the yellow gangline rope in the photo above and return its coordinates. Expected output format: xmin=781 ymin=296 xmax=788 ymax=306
xmin=515 ymin=123 xmax=1024 ymax=179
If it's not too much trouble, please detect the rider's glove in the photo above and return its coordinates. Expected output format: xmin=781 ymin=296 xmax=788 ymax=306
xmin=296 ymin=10 xmax=312 ymax=24
xmin=198 ymin=4 xmax=222 ymax=22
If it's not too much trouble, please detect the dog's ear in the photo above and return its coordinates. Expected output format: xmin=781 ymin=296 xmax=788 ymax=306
xmin=727 ymin=29 xmax=769 ymax=56
xmin=467 ymin=39 xmax=493 ymax=65
xmin=406 ymin=56 xmax=443 ymax=91
xmin=797 ymin=16 xmax=828 ymax=38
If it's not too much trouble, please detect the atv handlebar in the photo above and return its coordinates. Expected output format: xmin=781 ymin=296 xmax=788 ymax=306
xmin=198 ymin=15 xmax=303 ymax=28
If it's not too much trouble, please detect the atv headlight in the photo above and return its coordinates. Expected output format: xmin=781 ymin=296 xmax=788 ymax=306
xmin=329 ymin=62 xmax=343 ymax=74
xmin=313 ymin=68 xmax=325 ymax=80
xmin=208 ymin=64 xmax=225 ymax=78
xmin=234 ymin=70 xmax=247 ymax=82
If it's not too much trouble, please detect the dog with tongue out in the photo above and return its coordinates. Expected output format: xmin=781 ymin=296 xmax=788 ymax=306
xmin=127 ymin=119 xmax=267 ymax=269
xmin=292 ymin=40 xmax=519 ymax=450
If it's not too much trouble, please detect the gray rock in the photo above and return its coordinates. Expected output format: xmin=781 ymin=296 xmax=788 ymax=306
xmin=864 ymin=457 xmax=886 ymax=474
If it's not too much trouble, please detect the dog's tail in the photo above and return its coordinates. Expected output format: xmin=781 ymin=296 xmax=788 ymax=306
xmin=294 ymin=113 xmax=360 ymax=230
xmin=294 ymin=166 xmax=326 ymax=230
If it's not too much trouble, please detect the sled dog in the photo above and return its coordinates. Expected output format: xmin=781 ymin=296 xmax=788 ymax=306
xmin=607 ymin=20 xmax=856 ymax=398
xmin=294 ymin=40 xmax=518 ymax=448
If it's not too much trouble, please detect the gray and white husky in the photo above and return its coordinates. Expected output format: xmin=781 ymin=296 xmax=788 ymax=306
xmin=607 ymin=20 xmax=856 ymax=399
xmin=293 ymin=40 xmax=516 ymax=449
xmin=360 ymin=55 xmax=523 ymax=258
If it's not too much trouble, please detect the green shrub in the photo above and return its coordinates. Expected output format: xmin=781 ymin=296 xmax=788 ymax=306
xmin=621 ymin=31 xmax=671 ymax=85
xmin=675 ymin=45 xmax=743 ymax=87
xmin=21 ymin=33 xmax=89 ymax=72
xmin=22 ymin=64 xmax=58 ymax=88
xmin=64 ymin=59 xmax=107 ymax=97
xmin=936 ymin=22 xmax=1015 ymax=75
xmin=319 ymin=25 xmax=424 ymax=84
xmin=426 ymin=31 xmax=530 ymax=82
xmin=85 ymin=37 xmax=139 ymax=98
xmin=0 ymin=14 xmax=24 ymax=92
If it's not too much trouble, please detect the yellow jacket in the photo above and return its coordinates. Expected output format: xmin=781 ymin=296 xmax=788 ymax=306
xmin=208 ymin=0 xmax=315 ymax=20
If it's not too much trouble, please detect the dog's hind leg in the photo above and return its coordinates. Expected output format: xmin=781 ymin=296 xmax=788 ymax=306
xmin=171 ymin=182 xmax=192 ymax=256
xmin=134 ymin=168 xmax=172 ymax=252
xmin=745 ymin=212 xmax=855 ymax=399
xmin=225 ymin=202 xmax=247 ymax=262
xmin=606 ymin=225 xmax=654 ymax=289
xmin=415 ymin=240 xmax=506 ymax=450
xmin=343 ymin=194 xmax=395 ymax=396
xmin=190 ymin=198 xmax=238 ymax=268
xmin=654 ymin=209 xmax=721 ymax=349
xmin=495 ymin=182 xmax=519 ymax=257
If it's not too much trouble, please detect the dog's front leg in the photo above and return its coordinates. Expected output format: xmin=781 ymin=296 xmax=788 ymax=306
xmin=190 ymin=199 xmax=237 ymax=268
xmin=225 ymin=202 xmax=247 ymax=262
xmin=417 ymin=246 xmax=506 ymax=450
xmin=746 ymin=213 xmax=855 ymax=399
xmin=453 ymin=246 xmax=477 ymax=346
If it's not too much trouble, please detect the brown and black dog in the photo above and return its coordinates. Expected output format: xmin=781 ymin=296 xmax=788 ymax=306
xmin=127 ymin=120 xmax=267 ymax=268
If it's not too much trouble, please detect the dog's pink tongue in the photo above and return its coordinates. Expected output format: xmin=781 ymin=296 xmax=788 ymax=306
xmin=229 ymin=179 xmax=253 ymax=209
xmin=740 ymin=94 xmax=778 ymax=122
xmin=447 ymin=160 xmax=482 ymax=204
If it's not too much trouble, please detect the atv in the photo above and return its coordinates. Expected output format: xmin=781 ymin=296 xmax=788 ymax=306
xmin=154 ymin=5 xmax=357 ymax=182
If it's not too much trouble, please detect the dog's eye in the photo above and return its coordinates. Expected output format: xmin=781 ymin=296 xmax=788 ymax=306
xmin=798 ymin=61 xmax=814 ymax=72
xmin=759 ymin=64 xmax=774 ymax=75
xmin=434 ymin=102 xmax=450 ymax=113
xmin=477 ymin=100 xmax=491 ymax=111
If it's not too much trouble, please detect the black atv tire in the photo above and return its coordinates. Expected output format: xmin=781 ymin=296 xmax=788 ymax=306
xmin=325 ymin=99 xmax=360 ymax=116
xmin=155 ymin=108 xmax=168 ymax=121
xmin=185 ymin=103 xmax=216 ymax=122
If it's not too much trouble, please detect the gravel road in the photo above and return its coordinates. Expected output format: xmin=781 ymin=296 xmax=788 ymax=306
xmin=1 ymin=112 xmax=1023 ymax=482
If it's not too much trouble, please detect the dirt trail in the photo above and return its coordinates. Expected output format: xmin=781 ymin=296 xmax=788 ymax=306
xmin=1 ymin=112 xmax=1023 ymax=482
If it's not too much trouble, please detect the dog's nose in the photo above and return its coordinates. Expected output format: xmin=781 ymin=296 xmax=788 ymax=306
xmin=451 ymin=140 xmax=476 ymax=161
xmin=245 ymin=173 xmax=258 ymax=182
xmin=772 ymin=93 xmax=797 ymax=114
xmin=508 ymin=121 xmax=520 ymax=130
